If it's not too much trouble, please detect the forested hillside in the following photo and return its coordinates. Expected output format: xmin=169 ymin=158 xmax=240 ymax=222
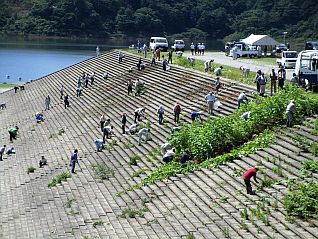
xmin=1 ymin=0 xmax=318 ymax=40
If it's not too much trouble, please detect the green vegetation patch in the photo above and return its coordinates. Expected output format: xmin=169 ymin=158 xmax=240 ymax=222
xmin=284 ymin=181 xmax=318 ymax=219
xmin=170 ymin=86 xmax=315 ymax=161
xmin=302 ymin=160 xmax=318 ymax=173
xmin=0 ymin=83 xmax=19 ymax=88
xmin=92 ymin=163 xmax=114 ymax=180
xmin=119 ymin=207 xmax=148 ymax=218
xmin=48 ymin=172 xmax=72 ymax=188
xmin=119 ymin=131 xmax=274 ymax=193
xmin=27 ymin=166 xmax=36 ymax=174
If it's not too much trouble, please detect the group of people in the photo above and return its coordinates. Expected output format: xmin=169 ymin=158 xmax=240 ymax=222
xmin=190 ymin=42 xmax=206 ymax=55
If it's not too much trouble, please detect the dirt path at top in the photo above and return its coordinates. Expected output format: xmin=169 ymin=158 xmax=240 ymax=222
xmin=183 ymin=51 xmax=294 ymax=79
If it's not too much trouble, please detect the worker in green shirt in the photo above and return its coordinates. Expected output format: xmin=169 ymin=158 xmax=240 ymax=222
xmin=8 ymin=126 xmax=19 ymax=142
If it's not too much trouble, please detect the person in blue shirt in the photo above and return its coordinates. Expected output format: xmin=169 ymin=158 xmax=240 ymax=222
xmin=191 ymin=111 xmax=202 ymax=123
xmin=71 ymin=149 xmax=79 ymax=174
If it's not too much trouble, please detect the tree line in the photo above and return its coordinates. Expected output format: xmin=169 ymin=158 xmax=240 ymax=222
xmin=0 ymin=0 xmax=317 ymax=41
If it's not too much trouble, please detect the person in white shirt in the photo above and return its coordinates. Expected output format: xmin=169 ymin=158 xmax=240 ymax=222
xmin=237 ymin=91 xmax=248 ymax=108
xmin=286 ymin=100 xmax=296 ymax=127
xmin=204 ymin=59 xmax=214 ymax=72
xmin=241 ymin=112 xmax=251 ymax=120
xmin=201 ymin=43 xmax=205 ymax=55
xmin=187 ymin=56 xmax=195 ymax=66
xmin=134 ymin=107 xmax=145 ymax=123
xmin=129 ymin=123 xmax=138 ymax=135
xmin=190 ymin=43 xmax=195 ymax=55
xmin=214 ymin=66 xmax=223 ymax=76
xmin=0 ymin=145 xmax=6 ymax=161
xmin=94 ymin=139 xmax=104 ymax=152
xmin=205 ymin=92 xmax=216 ymax=114
xmin=138 ymin=128 xmax=150 ymax=146
xmin=160 ymin=142 xmax=171 ymax=155
xmin=240 ymin=66 xmax=250 ymax=78
xmin=103 ymin=125 xmax=113 ymax=142
xmin=163 ymin=148 xmax=175 ymax=163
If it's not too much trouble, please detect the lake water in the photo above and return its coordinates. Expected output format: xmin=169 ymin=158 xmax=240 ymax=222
xmin=0 ymin=38 xmax=223 ymax=83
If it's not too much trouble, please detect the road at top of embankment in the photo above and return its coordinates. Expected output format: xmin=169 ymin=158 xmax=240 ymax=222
xmin=183 ymin=51 xmax=294 ymax=80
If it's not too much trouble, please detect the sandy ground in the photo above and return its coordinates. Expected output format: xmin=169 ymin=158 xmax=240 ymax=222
xmin=183 ymin=51 xmax=294 ymax=79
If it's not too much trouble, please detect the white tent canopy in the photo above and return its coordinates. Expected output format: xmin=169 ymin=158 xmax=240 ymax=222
xmin=242 ymin=34 xmax=279 ymax=46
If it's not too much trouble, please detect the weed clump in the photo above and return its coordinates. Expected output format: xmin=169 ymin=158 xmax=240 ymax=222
xmin=48 ymin=172 xmax=71 ymax=188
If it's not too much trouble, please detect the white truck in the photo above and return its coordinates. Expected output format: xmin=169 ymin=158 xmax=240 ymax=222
xmin=171 ymin=40 xmax=185 ymax=51
xmin=276 ymin=51 xmax=298 ymax=68
xmin=229 ymin=42 xmax=259 ymax=58
xmin=149 ymin=37 xmax=169 ymax=51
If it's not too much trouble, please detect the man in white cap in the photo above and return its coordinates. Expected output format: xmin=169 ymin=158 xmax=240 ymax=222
xmin=205 ymin=91 xmax=216 ymax=114
xmin=190 ymin=43 xmax=195 ymax=55
xmin=286 ymin=100 xmax=296 ymax=127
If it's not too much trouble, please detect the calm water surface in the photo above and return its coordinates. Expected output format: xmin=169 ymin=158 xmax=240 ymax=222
xmin=0 ymin=38 xmax=223 ymax=83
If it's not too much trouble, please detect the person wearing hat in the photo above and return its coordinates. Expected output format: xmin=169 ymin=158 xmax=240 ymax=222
xmin=286 ymin=100 xmax=296 ymax=127
xmin=243 ymin=166 xmax=259 ymax=194
xmin=205 ymin=91 xmax=216 ymax=115
xmin=190 ymin=43 xmax=195 ymax=55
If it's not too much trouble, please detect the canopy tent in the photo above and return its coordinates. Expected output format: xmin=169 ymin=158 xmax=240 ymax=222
xmin=242 ymin=34 xmax=279 ymax=46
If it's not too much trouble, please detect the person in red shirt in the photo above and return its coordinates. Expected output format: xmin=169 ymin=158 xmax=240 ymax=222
xmin=243 ymin=166 xmax=259 ymax=194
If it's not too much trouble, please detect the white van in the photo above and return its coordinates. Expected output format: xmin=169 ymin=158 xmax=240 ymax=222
xmin=149 ymin=37 xmax=168 ymax=51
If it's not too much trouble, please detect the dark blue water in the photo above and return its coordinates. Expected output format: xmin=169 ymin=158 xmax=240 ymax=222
xmin=0 ymin=38 xmax=129 ymax=83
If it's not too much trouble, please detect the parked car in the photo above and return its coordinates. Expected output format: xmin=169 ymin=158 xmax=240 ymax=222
xmin=171 ymin=40 xmax=185 ymax=51
xmin=149 ymin=37 xmax=169 ymax=51
xmin=274 ymin=43 xmax=288 ymax=53
xmin=276 ymin=51 xmax=298 ymax=68
xmin=305 ymin=41 xmax=318 ymax=50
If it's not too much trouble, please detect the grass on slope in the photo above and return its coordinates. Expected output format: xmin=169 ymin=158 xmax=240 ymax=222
xmin=0 ymin=82 xmax=18 ymax=88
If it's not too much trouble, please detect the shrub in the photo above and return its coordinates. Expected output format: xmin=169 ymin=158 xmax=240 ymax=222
xmin=48 ymin=172 xmax=71 ymax=188
xmin=129 ymin=154 xmax=141 ymax=166
xmin=58 ymin=128 xmax=65 ymax=135
xmin=92 ymin=163 xmax=114 ymax=180
xmin=27 ymin=166 xmax=36 ymax=174
xmin=93 ymin=220 xmax=104 ymax=228
xmin=170 ymin=85 xmax=318 ymax=161
xmin=302 ymin=160 xmax=318 ymax=173
xmin=284 ymin=181 xmax=318 ymax=219
xmin=119 ymin=207 xmax=148 ymax=218
xmin=310 ymin=143 xmax=318 ymax=157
